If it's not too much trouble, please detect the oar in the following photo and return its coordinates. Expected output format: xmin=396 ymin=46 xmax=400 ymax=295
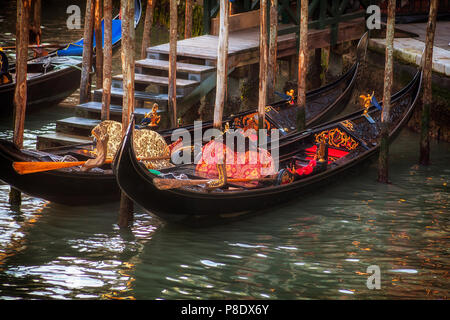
xmin=13 ymin=155 xmax=172 ymax=175
xmin=12 ymin=159 xmax=114 ymax=175
xmin=153 ymin=177 xmax=275 ymax=190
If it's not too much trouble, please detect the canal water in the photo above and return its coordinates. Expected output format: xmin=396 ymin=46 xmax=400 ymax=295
xmin=0 ymin=1 xmax=449 ymax=300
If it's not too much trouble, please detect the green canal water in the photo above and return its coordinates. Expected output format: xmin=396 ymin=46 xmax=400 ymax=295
xmin=0 ymin=1 xmax=449 ymax=300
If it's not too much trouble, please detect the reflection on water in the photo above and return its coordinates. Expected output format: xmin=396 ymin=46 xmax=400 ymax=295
xmin=0 ymin=129 xmax=449 ymax=300
xmin=0 ymin=0 xmax=449 ymax=301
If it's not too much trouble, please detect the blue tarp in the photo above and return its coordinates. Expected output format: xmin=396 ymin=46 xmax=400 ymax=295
xmin=57 ymin=19 xmax=122 ymax=56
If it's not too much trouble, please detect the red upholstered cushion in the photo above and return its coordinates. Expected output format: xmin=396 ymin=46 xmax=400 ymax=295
xmin=196 ymin=141 xmax=276 ymax=179
xmin=295 ymin=159 xmax=317 ymax=176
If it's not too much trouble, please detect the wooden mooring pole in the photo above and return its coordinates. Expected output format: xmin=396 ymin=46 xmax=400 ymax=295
xmin=94 ymin=0 xmax=103 ymax=89
xmin=185 ymin=0 xmax=193 ymax=39
xmin=10 ymin=0 xmax=31 ymax=205
xmin=79 ymin=0 xmax=95 ymax=104
xmin=267 ymin=0 xmax=278 ymax=101
xmin=30 ymin=0 xmax=41 ymax=46
xmin=168 ymin=0 xmax=178 ymax=127
xmin=213 ymin=0 xmax=229 ymax=130
xmin=141 ymin=0 xmax=154 ymax=59
xmin=101 ymin=0 xmax=112 ymax=121
xmin=258 ymin=0 xmax=268 ymax=130
xmin=296 ymin=0 xmax=308 ymax=131
xmin=377 ymin=0 xmax=395 ymax=184
xmin=118 ymin=0 xmax=135 ymax=228
xmin=419 ymin=0 xmax=438 ymax=166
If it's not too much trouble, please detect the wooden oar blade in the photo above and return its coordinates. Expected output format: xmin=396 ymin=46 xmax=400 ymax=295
xmin=12 ymin=161 xmax=86 ymax=175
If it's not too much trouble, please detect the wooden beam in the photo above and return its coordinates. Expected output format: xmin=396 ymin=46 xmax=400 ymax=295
xmin=168 ymin=0 xmax=178 ymax=128
xmin=141 ymin=0 xmax=155 ymax=59
xmin=118 ymin=0 xmax=135 ymax=228
xmin=296 ymin=0 xmax=308 ymax=131
xmin=213 ymin=0 xmax=229 ymax=130
xmin=419 ymin=0 xmax=438 ymax=166
xmin=101 ymin=0 xmax=112 ymax=121
xmin=185 ymin=0 xmax=193 ymax=39
xmin=30 ymin=0 xmax=41 ymax=46
xmin=10 ymin=0 xmax=31 ymax=205
xmin=79 ymin=0 xmax=95 ymax=104
xmin=13 ymin=0 xmax=30 ymax=149
xmin=267 ymin=0 xmax=278 ymax=100
xmin=121 ymin=0 xmax=135 ymax=134
xmin=94 ymin=0 xmax=103 ymax=89
xmin=377 ymin=0 xmax=395 ymax=184
xmin=258 ymin=0 xmax=268 ymax=130
xmin=210 ymin=9 xmax=260 ymax=35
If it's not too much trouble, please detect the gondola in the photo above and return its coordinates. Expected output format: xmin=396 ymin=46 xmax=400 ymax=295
xmin=0 ymin=0 xmax=142 ymax=115
xmin=113 ymin=68 xmax=422 ymax=227
xmin=0 ymin=33 xmax=368 ymax=206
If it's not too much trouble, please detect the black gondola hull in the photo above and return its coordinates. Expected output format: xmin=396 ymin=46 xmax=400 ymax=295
xmin=0 ymin=141 xmax=120 ymax=205
xmin=114 ymin=69 xmax=422 ymax=226
xmin=0 ymin=66 xmax=81 ymax=115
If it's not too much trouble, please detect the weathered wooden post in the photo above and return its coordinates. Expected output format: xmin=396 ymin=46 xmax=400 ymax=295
xmin=79 ymin=0 xmax=95 ymax=104
xmin=101 ymin=0 xmax=112 ymax=120
xmin=267 ymin=0 xmax=278 ymax=101
xmin=377 ymin=0 xmax=395 ymax=184
xmin=257 ymin=0 xmax=268 ymax=130
xmin=30 ymin=0 xmax=41 ymax=46
xmin=185 ymin=0 xmax=193 ymax=39
xmin=94 ymin=0 xmax=103 ymax=89
xmin=141 ymin=0 xmax=155 ymax=59
xmin=118 ymin=0 xmax=136 ymax=227
xmin=296 ymin=0 xmax=308 ymax=131
xmin=10 ymin=0 xmax=31 ymax=205
xmin=213 ymin=0 xmax=229 ymax=130
xmin=168 ymin=0 xmax=178 ymax=127
xmin=420 ymin=0 xmax=438 ymax=166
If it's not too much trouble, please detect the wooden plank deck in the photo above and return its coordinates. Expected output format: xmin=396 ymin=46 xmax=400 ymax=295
xmin=147 ymin=19 xmax=365 ymax=67
xmin=147 ymin=27 xmax=295 ymax=63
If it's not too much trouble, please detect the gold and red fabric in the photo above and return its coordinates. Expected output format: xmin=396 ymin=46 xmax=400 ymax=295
xmin=195 ymin=140 xmax=276 ymax=180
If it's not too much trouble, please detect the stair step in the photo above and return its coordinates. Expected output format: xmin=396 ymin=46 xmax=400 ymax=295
xmin=75 ymin=101 xmax=155 ymax=121
xmin=113 ymin=73 xmax=199 ymax=88
xmin=36 ymin=132 xmax=93 ymax=151
xmin=136 ymin=58 xmax=216 ymax=74
xmin=147 ymin=46 xmax=217 ymax=62
xmin=56 ymin=117 xmax=100 ymax=136
xmin=93 ymin=87 xmax=181 ymax=107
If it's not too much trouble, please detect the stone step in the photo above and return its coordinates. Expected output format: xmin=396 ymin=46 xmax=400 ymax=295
xmin=93 ymin=87 xmax=181 ymax=108
xmin=112 ymin=73 xmax=198 ymax=95
xmin=75 ymin=101 xmax=153 ymax=122
xmin=56 ymin=117 xmax=101 ymax=136
xmin=36 ymin=132 xmax=93 ymax=151
xmin=136 ymin=58 xmax=215 ymax=73
xmin=114 ymin=74 xmax=198 ymax=87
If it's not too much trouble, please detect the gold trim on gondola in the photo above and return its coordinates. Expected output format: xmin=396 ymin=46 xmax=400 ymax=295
xmin=315 ymin=127 xmax=359 ymax=151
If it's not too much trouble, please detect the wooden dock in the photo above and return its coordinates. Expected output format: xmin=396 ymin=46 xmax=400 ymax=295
xmin=36 ymin=18 xmax=365 ymax=150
